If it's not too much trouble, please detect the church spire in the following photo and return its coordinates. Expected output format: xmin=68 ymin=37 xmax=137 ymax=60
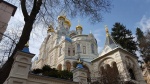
xmin=22 ymin=41 xmax=30 ymax=53
xmin=99 ymin=25 xmax=122 ymax=56
xmin=47 ymin=25 xmax=55 ymax=33
xmin=76 ymin=19 xmax=83 ymax=35
xmin=104 ymin=25 xmax=118 ymax=46
xmin=105 ymin=25 xmax=109 ymax=36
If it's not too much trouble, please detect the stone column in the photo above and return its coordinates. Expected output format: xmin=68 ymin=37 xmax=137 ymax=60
xmin=4 ymin=51 xmax=34 ymax=84
xmin=72 ymin=66 xmax=88 ymax=84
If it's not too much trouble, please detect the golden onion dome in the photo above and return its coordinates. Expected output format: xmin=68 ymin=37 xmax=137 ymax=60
xmin=64 ymin=19 xmax=71 ymax=27
xmin=48 ymin=25 xmax=55 ymax=32
xmin=25 ymin=41 xmax=29 ymax=47
xmin=57 ymin=16 xmax=66 ymax=20
xmin=76 ymin=25 xmax=82 ymax=30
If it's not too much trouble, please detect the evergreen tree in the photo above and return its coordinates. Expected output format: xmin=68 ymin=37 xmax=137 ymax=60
xmin=136 ymin=28 xmax=144 ymax=42
xmin=136 ymin=27 xmax=145 ymax=57
xmin=111 ymin=23 xmax=137 ymax=54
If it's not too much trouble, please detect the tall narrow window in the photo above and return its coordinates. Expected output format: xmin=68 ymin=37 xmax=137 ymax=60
xmin=77 ymin=44 xmax=80 ymax=52
xmin=128 ymin=69 xmax=136 ymax=80
xmin=68 ymin=48 xmax=70 ymax=56
xmin=83 ymin=46 xmax=86 ymax=54
xmin=73 ymin=47 xmax=75 ymax=56
xmin=57 ymin=64 xmax=62 ymax=71
xmin=50 ymin=56 xmax=53 ymax=64
xmin=59 ymin=47 xmax=62 ymax=56
xmin=91 ymin=44 xmax=94 ymax=54
xmin=66 ymin=61 xmax=71 ymax=71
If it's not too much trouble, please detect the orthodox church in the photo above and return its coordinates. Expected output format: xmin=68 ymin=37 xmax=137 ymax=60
xmin=32 ymin=16 xmax=146 ymax=84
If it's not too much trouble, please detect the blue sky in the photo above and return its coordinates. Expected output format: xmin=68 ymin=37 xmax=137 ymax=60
xmin=6 ymin=0 xmax=150 ymax=58
xmin=69 ymin=0 xmax=150 ymax=53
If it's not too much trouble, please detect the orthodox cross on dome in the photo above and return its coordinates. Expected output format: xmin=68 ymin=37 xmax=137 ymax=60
xmin=59 ymin=9 xmax=66 ymax=17
xmin=90 ymin=30 xmax=92 ymax=34
xmin=78 ymin=19 xmax=80 ymax=25
xmin=49 ymin=22 xmax=54 ymax=26
xmin=105 ymin=25 xmax=109 ymax=36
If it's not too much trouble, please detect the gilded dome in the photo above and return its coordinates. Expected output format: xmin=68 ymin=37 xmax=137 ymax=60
xmin=64 ymin=19 xmax=71 ymax=27
xmin=48 ymin=25 xmax=55 ymax=32
xmin=76 ymin=25 xmax=82 ymax=30
xmin=25 ymin=41 xmax=29 ymax=47
xmin=57 ymin=16 xmax=66 ymax=20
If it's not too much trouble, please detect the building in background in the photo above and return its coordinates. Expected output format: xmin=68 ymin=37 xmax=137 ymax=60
xmin=0 ymin=0 xmax=17 ymax=41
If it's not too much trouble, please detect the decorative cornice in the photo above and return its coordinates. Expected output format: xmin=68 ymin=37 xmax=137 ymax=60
xmin=92 ymin=47 xmax=138 ymax=62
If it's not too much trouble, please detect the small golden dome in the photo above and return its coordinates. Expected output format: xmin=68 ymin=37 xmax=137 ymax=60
xmin=64 ymin=19 xmax=71 ymax=27
xmin=76 ymin=25 xmax=82 ymax=30
xmin=25 ymin=41 xmax=29 ymax=47
xmin=48 ymin=25 xmax=55 ymax=32
xmin=58 ymin=16 xmax=66 ymax=20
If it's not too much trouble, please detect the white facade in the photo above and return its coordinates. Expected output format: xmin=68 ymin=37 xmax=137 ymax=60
xmin=32 ymin=16 xmax=146 ymax=84
xmin=4 ymin=50 xmax=77 ymax=84
xmin=32 ymin=16 xmax=98 ymax=71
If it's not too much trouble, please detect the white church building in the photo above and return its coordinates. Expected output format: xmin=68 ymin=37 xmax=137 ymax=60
xmin=31 ymin=16 xmax=146 ymax=84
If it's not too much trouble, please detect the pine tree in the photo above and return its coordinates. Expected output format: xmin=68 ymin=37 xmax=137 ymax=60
xmin=136 ymin=28 xmax=144 ymax=41
xmin=111 ymin=23 xmax=137 ymax=54
xmin=136 ymin=27 xmax=145 ymax=55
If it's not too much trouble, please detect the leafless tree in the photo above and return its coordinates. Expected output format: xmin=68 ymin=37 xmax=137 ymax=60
xmin=5 ymin=0 xmax=111 ymax=55
xmin=0 ymin=28 xmax=21 ymax=67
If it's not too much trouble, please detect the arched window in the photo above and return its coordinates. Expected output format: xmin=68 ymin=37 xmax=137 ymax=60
xmin=84 ymin=65 xmax=90 ymax=82
xmin=128 ymin=68 xmax=136 ymax=80
xmin=68 ymin=48 xmax=70 ymax=56
xmin=66 ymin=61 xmax=71 ymax=71
xmin=57 ymin=64 xmax=62 ymax=71
xmin=83 ymin=46 xmax=86 ymax=54
xmin=62 ymin=22 xmax=63 ymax=25
xmin=77 ymin=44 xmax=80 ymax=52
xmin=73 ymin=47 xmax=75 ymax=56
xmin=91 ymin=44 xmax=94 ymax=54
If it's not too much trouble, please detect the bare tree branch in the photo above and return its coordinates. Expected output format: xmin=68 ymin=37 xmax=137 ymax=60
xmin=21 ymin=0 xmax=29 ymax=21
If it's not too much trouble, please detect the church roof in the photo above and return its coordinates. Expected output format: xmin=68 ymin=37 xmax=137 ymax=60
xmin=65 ymin=36 xmax=72 ymax=42
xmin=99 ymin=26 xmax=122 ymax=56
xmin=22 ymin=42 xmax=30 ymax=53
xmin=76 ymin=64 xmax=84 ymax=69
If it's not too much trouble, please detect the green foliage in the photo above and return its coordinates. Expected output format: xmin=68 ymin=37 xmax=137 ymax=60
xmin=136 ymin=28 xmax=145 ymax=62
xmin=32 ymin=65 xmax=73 ymax=80
xmin=111 ymin=22 xmax=137 ymax=54
xmin=32 ymin=68 xmax=42 ymax=74
xmin=42 ymin=65 xmax=51 ymax=71
xmin=58 ymin=70 xmax=73 ymax=79
xmin=136 ymin=28 xmax=144 ymax=42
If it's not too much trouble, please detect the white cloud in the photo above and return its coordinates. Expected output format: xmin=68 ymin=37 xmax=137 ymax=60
xmin=137 ymin=15 xmax=150 ymax=32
